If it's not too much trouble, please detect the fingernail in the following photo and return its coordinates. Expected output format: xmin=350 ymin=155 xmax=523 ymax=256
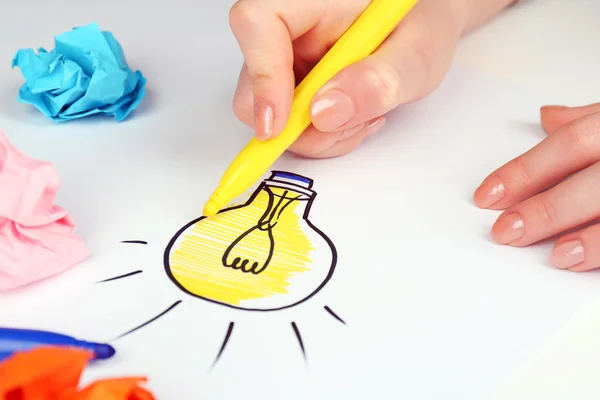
xmin=492 ymin=212 xmax=524 ymax=245
xmin=542 ymin=105 xmax=568 ymax=110
xmin=552 ymin=240 xmax=584 ymax=269
xmin=474 ymin=176 xmax=505 ymax=208
xmin=541 ymin=105 xmax=569 ymax=115
xmin=310 ymin=89 xmax=355 ymax=131
xmin=254 ymin=101 xmax=274 ymax=140
xmin=366 ymin=117 xmax=386 ymax=136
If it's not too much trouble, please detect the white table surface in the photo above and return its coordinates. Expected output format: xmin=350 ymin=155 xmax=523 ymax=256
xmin=457 ymin=1 xmax=600 ymax=398
xmin=457 ymin=0 xmax=600 ymax=106
xmin=0 ymin=0 xmax=599 ymax=399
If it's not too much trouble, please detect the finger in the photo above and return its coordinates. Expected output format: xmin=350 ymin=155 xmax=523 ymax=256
xmin=552 ymin=223 xmax=600 ymax=272
xmin=309 ymin=0 xmax=463 ymax=132
xmin=541 ymin=103 xmax=600 ymax=135
xmin=233 ymin=58 xmax=319 ymax=127
xmin=231 ymin=2 xmax=368 ymax=130
xmin=291 ymin=0 xmax=371 ymax=65
xmin=232 ymin=61 xmax=317 ymax=128
xmin=289 ymin=123 xmax=365 ymax=156
xmin=232 ymin=63 xmax=253 ymax=126
xmin=474 ymin=111 xmax=600 ymax=210
xmin=490 ymin=161 xmax=600 ymax=247
xmin=296 ymin=127 xmax=368 ymax=159
xmin=289 ymin=117 xmax=385 ymax=158
xmin=229 ymin=0 xmax=328 ymax=139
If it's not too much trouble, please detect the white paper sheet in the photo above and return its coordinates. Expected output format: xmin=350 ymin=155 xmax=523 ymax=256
xmin=494 ymin=297 xmax=600 ymax=400
xmin=1 ymin=1 xmax=600 ymax=399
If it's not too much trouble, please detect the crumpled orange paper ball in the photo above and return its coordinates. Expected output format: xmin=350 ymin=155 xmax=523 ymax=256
xmin=67 ymin=378 xmax=154 ymax=400
xmin=0 ymin=346 xmax=155 ymax=400
xmin=0 ymin=346 xmax=92 ymax=399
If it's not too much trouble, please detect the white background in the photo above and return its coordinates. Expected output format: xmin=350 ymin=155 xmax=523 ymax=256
xmin=0 ymin=0 xmax=599 ymax=399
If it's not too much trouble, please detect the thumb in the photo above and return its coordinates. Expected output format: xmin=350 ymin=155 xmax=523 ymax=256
xmin=309 ymin=1 xmax=463 ymax=132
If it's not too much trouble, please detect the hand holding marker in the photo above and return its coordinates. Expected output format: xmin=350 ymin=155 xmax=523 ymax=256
xmin=203 ymin=0 xmax=420 ymax=216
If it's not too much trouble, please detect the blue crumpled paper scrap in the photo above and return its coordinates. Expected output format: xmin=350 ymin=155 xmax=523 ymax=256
xmin=11 ymin=22 xmax=146 ymax=122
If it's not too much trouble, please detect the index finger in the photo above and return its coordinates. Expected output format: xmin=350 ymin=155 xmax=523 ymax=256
xmin=228 ymin=0 xmax=326 ymax=139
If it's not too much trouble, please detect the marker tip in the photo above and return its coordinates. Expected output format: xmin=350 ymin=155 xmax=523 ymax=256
xmin=94 ymin=343 xmax=116 ymax=359
xmin=203 ymin=199 xmax=221 ymax=217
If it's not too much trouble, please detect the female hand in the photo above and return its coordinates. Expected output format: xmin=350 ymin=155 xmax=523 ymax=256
xmin=474 ymin=103 xmax=600 ymax=272
xmin=229 ymin=0 xmax=518 ymax=158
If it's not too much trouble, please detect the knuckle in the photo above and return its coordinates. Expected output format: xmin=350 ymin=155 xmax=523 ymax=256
xmin=565 ymin=115 xmax=600 ymax=150
xmin=403 ymin=27 xmax=437 ymax=88
xmin=379 ymin=26 xmax=438 ymax=105
xmin=294 ymin=131 xmax=348 ymax=157
xmin=579 ymin=225 xmax=600 ymax=250
xmin=408 ymin=40 xmax=435 ymax=84
xmin=535 ymin=195 xmax=558 ymax=229
xmin=232 ymin=94 xmax=245 ymax=121
xmin=229 ymin=0 xmax=259 ymax=31
xmin=305 ymin=141 xmax=331 ymax=156
xmin=362 ymin=59 xmax=403 ymax=111
xmin=291 ymin=139 xmax=327 ymax=157
xmin=231 ymin=90 xmax=253 ymax=125
xmin=294 ymin=145 xmax=323 ymax=158
xmin=503 ymin=156 xmax=534 ymax=188
xmin=252 ymin=71 xmax=277 ymax=86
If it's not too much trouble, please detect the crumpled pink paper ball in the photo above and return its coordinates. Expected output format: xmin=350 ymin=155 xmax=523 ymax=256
xmin=0 ymin=130 xmax=89 ymax=291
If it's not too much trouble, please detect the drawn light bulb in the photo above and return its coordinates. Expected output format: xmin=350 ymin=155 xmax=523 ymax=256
xmin=164 ymin=171 xmax=337 ymax=311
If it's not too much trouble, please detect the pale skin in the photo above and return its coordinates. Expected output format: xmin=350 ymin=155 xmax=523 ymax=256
xmin=229 ymin=0 xmax=600 ymax=272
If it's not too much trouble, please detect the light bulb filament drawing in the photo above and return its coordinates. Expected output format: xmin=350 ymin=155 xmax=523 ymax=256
xmin=165 ymin=170 xmax=338 ymax=312
xmin=222 ymin=189 xmax=303 ymax=275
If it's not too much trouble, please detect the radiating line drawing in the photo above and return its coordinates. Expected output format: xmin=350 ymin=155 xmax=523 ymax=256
xmin=324 ymin=306 xmax=346 ymax=325
xmin=164 ymin=171 xmax=337 ymax=312
xmin=97 ymin=270 xmax=143 ymax=283
xmin=291 ymin=322 xmax=306 ymax=361
xmin=211 ymin=322 xmax=235 ymax=370
xmin=114 ymin=300 xmax=182 ymax=340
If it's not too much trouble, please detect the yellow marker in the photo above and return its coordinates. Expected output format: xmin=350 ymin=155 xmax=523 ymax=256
xmin=204 ymin=0 xmax=420 ymax=216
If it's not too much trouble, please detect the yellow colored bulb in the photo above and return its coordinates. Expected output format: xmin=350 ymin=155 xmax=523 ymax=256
xmin=164 ymin=171 xmax=337 ymax=311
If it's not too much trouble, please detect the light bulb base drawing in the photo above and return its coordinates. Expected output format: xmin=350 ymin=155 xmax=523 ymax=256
xmin=164 ymin=171 xmax=337 ymax=312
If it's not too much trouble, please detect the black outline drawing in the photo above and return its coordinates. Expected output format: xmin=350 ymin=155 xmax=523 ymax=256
xmin=211 ymin=322 xmax=235 ymax=370
xmin=163 ymin=170 xmax=338 ymax=312
xmin=114 ymin=300 xmax=182 ymax=340
xmin=221 ymin=189 xmax=303 ymax=275
xmin=324 ymin=306 xmax=346 ymax=325
xmin=92 ymin=171 xmax=345 ymax=370
xmin=97 ymin=270 xmax=143 ymax=283
xmin=291 ymin=322 xmax=306 ymax=361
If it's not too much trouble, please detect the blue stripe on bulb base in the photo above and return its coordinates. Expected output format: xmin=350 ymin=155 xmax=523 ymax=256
xmin=270 ymin=171 xmax=314 ymax=188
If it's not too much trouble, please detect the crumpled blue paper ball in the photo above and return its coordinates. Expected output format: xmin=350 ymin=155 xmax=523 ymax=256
xmin=11 ymin=22 xmax=146 ymax=122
